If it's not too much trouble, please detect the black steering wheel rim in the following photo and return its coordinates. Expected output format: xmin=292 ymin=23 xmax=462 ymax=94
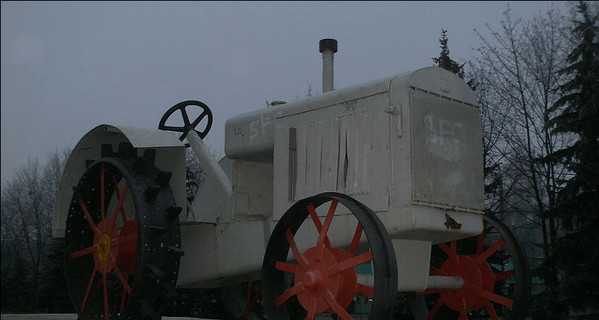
xmin=158 ymin=100 xmax=213 ymax=141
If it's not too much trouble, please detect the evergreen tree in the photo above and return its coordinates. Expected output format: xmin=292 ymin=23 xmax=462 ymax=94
xmin=543 ymin=1 xmax=599 ymax=317
xmin=1 ymin=253 xmax=35 ymax=312
xmin=432 ymin=29 xmax=465 ymax=78
xmin=37 ymin=238 xmax=72 ymax=313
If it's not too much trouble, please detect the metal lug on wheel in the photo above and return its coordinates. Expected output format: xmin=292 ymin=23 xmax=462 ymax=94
xmin=101 ymin=144 xmax=115 ymax=157
xmin=143 ymin=149 xmax=156 ymax=163
xmin=156 ymin=171 xmax=172 ymax=187
xmin=65 ymin=155 xmax=181 ymax=320
xmin=118 ymin=142 xmax=136 ymax=159
xmin=166 ymin=206 xmax=183 ymax=220
xmin=168 ymin=245 xmax=185 ymax=257
xmin=144 ymin=185 xmax=161 ymax=202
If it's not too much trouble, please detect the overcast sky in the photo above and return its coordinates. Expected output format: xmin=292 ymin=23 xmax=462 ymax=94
xmin=1 ymin=1 xmax=569 ymax=185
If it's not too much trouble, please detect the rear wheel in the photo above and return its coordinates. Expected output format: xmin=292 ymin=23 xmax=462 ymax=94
xmin=65 ymin=144 xmax=183 ymax=319
xmin=220 ymin=281 xmax=266 ymax=320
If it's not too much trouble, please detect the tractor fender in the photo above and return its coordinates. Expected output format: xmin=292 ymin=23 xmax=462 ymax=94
xmin=52 ymin=124 xmax=187 ymax=238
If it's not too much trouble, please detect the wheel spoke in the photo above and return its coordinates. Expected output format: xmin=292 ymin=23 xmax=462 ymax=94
xmin=244 ymin=282 xmax=261 ymax=319
xmin=459 ymin=296 xmax=468 ymax=320
xmin=286 ymin=229 xmax=310 ymax=269
xmin=100 ymin=163 xmax=106 ymax=221
xmin=304 ymin=297 xmax=317 ymax=320
xmin=244 ymin=282 xmax=253 ymax=319
xmin=78 ymin=195 xmax=101 ymax=236
xmin=449 ymin=241 xmax=457 ymax=259
xmin=111 ymin=182 xmax=130 ymax=225
xmin=252 ymin=287 xmax=262 ymax=312
xmin=438 ymin=242 xmax=450 ymax=256
xmin=69 ymin=244 xmax=98 ymax=260
xmin=476 ymin=238 xmax=505 ymax=263
xmin=112 ymin=176 xmax=128 ymax=223
xmin=80 ymin=264 xmax=99 ymax=311
xmin=316 ymin=200 xmax=338 ymax=249
xmin=356 ymin=283 xmax=374 ymax=298
xmin=485 ymin=301 xmax=499 ymax=320
xmin=112 ymin=233 xmax=137 ymax=248
xmin=275 ymin=282 xmax=305 ymax=307
xmin=430 ymin=266 xmax=448 ymax=276
xmin=120 ymin=286 xmax=127 ymax=313
xmin=476 ymin=233 xmax=484 ymax=255
xmin=324 ymin=290 xmax=353 ymax=320
xmin=275 ymin=261 xmax=297 ymax=274
xmin=349 ymin=223 xmax=363 ymax=256
xmin=329 ymin=251 xmax=373 ymax=275
xmin=181 ymin=108 xmax=191 ymax=126
xmin=110 ymin=254 xmax=132 ymax=293
xmin=191 ymin=110 xmax=208 ymax=128
xmin=425 ymin=295 xmax=445 ymax=320
xmin=103 ymin=272 xmax=109 ymax=320
xmin=467 ymin=283 xmax=514 ymax=308
xmin=418 ymin=288 xmax=443 ymax=295
xmin=306 ymin=204 xmax=331 ymax=248
xmin=494 ymin=269 xmax=516 ymax=282
xmin=438 ymin=241 xmax=457 ymax=259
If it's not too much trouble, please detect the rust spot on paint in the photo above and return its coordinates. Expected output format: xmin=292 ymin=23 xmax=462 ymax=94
xmin=444 ymin=213 xmax=462 ymax=230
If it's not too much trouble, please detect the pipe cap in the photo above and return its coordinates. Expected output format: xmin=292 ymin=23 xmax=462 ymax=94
xmin=319 ymin=38 xmax=338 ymax=53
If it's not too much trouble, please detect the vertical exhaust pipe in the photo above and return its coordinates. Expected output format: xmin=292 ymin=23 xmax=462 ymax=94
xmin=319 ymin=38 xmax=338 ymax=93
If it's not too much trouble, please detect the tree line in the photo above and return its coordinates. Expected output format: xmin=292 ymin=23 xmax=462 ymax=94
xmin=1 ymin=149 xmax=72 ymax=312
xmin=433 ymin=1 xmax=597 ymax=318
xmin=1 ymin=1 xmax=597 ymax=318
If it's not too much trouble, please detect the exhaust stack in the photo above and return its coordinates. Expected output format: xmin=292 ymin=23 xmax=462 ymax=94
xmin=319 ymin=38 xmax=338 ymax=93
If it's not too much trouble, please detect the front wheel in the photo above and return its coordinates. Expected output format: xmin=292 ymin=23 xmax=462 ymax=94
xmin=262 ymin=192 xmax=397 ymax=320
xmin=420 ymin=214 xmax=531 ymax=320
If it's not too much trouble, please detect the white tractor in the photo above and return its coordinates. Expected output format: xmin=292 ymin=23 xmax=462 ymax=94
xmin=52 ymin=39 xmax=530 ymax=320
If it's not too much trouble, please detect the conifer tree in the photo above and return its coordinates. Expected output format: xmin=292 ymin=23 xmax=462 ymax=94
xmin=543 ymin=1 xmax=599 ymax=316
xmin=432 ymin=29 xmax=465 ymax=78
xmin=37 ymin=238 xmax=72 ymax=312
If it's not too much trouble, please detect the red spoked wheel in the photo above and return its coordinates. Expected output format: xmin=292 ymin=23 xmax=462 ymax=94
xmin=262 ymin=192 xmax=397 ymax=320
xmin=243 ymin=281 xmax=264 ymax=319
xmin=220 ymin=280 xmax=266 ymax=320
xmin=420 ymin=214 xmax=530 ymax=320
xmin=65 ymin=144 xmax=183 ymax=320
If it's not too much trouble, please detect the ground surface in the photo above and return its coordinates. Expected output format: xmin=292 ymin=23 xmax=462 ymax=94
xmin=0 ymin=315 xmax=210 ymax=320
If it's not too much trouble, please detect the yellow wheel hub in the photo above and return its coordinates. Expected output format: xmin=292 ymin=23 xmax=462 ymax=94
xmin=97 ymin=234 xmax=111 ymax=261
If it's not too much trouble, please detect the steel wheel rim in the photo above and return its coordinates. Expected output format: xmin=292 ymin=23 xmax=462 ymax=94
xmin=262 ymin=192 xmax=397 ymax=320
xmin=65 ymin=159 xmax=141 ymax=319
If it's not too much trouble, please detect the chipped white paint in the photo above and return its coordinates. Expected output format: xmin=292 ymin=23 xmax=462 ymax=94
xmin=54 ymin=67 xmax=485 ymax=292
xmin=423 ymin=114 xmax=466 ymax=162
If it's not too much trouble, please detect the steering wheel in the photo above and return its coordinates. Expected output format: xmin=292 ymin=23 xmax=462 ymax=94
xmin=158 ymin=100 xmax=213 ymax=142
